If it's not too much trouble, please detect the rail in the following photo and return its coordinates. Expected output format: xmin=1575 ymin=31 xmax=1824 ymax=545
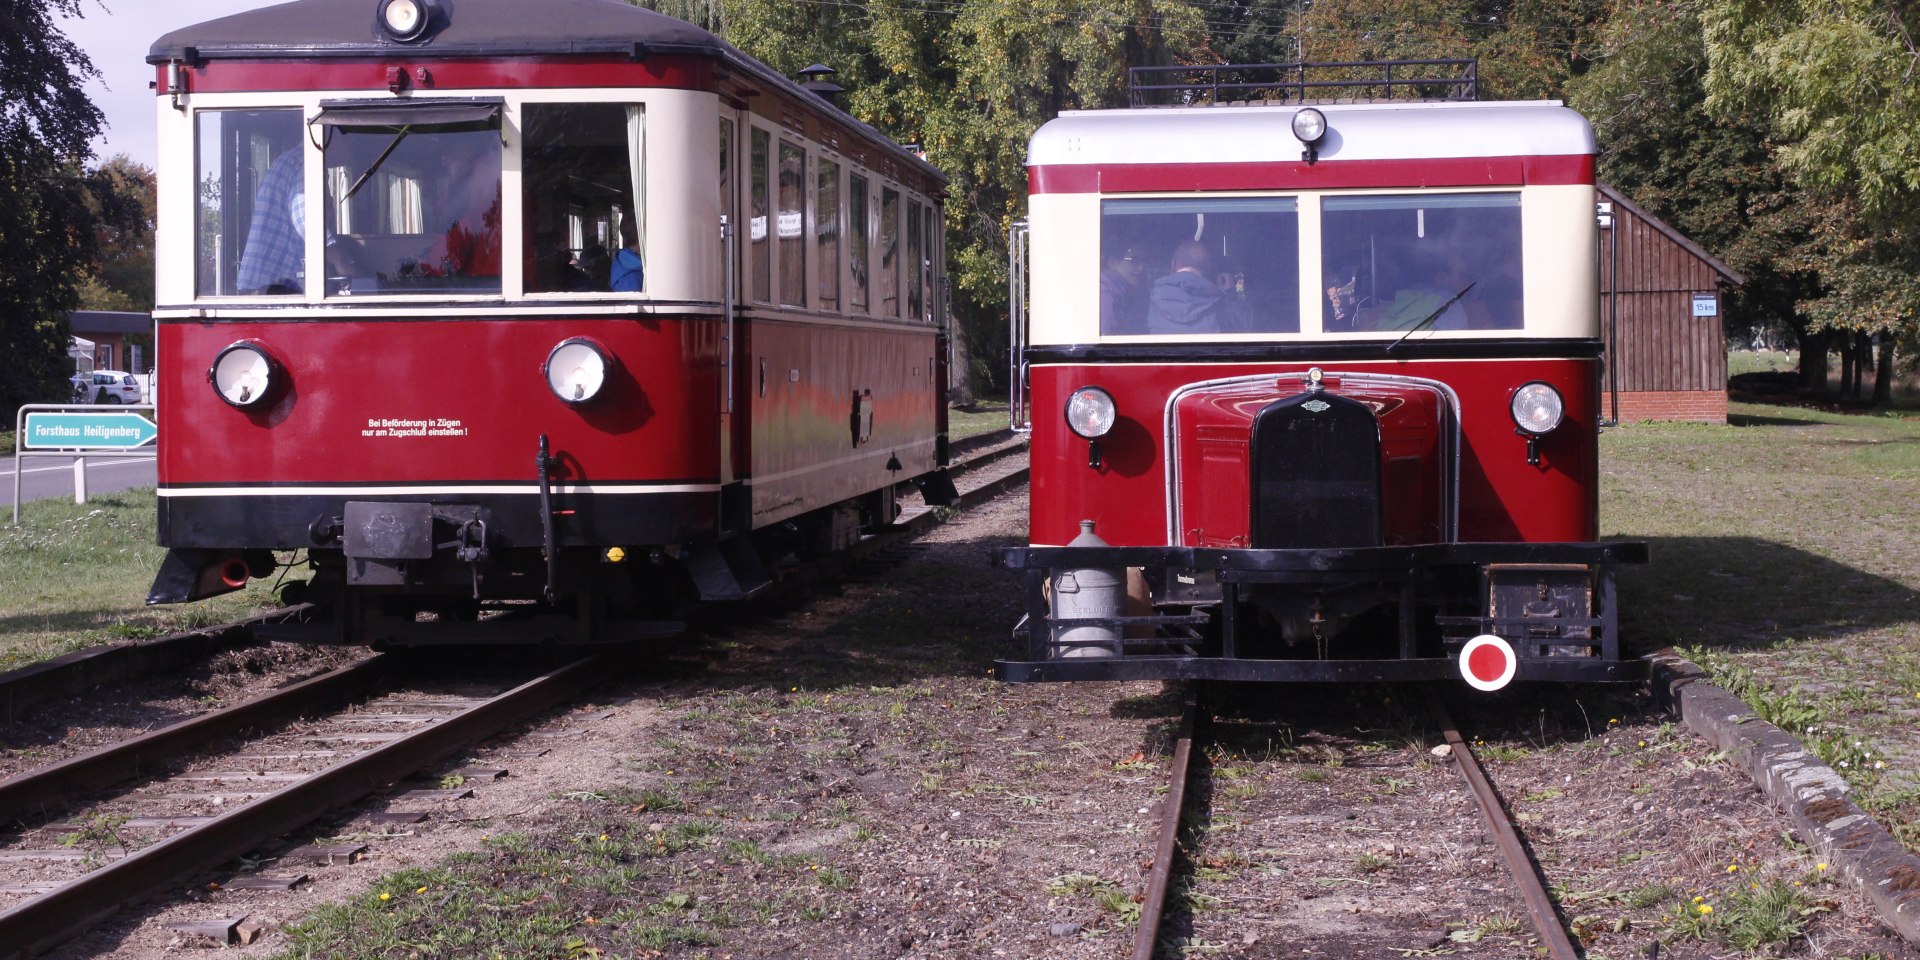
xmin=1128 ymin=59 xmax=1478 ymax=107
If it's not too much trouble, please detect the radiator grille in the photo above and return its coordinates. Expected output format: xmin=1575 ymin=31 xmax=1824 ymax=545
xmin=1249 ymin=392 xmax=1382 ymax=548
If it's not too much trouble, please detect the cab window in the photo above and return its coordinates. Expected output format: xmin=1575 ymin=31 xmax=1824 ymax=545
xmin=523 ymin=103 xmax=646 ymax=294
xmin=199 ymin=109 xmax=306 ymax=297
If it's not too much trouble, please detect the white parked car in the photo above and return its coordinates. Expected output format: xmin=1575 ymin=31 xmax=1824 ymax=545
xmin=74 ymin=370 xmax=144 ymax=404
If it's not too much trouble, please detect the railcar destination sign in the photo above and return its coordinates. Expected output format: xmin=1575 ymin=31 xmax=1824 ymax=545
xmin=23 ymin=411 xmax=158 ymax=450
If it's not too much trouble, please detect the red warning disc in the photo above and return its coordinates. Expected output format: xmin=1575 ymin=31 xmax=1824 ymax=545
xmin=1459 ymin=634 xmax=1517 ymax=691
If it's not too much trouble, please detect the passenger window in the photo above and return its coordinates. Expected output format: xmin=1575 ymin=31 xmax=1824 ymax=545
xmin=778 ymin=141 xmax=805 ymax=307
xmin=848 ymin=175 xmax=870 ymax=313
xmin=198 ymin=109 xmax=305 ymax=297
xmin=907 ymin=202 xmax=923 ymax=323
xmin=878 ymin=188 xmax=900 ymax=317
xmin=1321 ymin=193 xmax=1523 ymax=332
xmin=815 ymin=157 xmax=840 ymax=311
xmin=750 ymin=128 xmax=771 ymax=303
xmin=1100 ymin=197 xmax=1299 ymax=336
xmin=522 ymin=103 xmax=646 ymax=294
xmin=922 ymin=202 xmax=938 ymax=323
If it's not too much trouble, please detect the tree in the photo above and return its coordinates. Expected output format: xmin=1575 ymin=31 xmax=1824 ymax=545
xmin=76 ymin=155 xmax=156 ymax=314
xmin=1697 ymin=0 xmax=1920 ymax=395
xmin=0 ymin=0 xmax=106 ymax=420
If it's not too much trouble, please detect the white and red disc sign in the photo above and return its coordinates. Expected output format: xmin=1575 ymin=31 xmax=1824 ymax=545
xmin=1458 ymin=634 xmax=1517 ymax=691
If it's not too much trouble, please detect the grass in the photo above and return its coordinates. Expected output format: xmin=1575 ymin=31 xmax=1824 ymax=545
xmin=1603 ymin=401 xmax=1920 ymax=847
xmin=947 ymin=399 xmax=1010 ymax=439
xmin=0 ymin=488 xmax=283 ymax=669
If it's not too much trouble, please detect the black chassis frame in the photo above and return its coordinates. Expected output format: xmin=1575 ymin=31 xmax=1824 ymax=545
xmin=992 ymin=541 xmax=1649 ymax=683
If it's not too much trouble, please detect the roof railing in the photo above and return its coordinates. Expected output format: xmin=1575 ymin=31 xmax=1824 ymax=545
xmin=1128 ymin=59 xmax=1478 ymax=107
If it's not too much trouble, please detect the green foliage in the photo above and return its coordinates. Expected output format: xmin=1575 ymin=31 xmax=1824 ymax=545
xmin=1701 ymin=0 xmax=1920 ymax=224
xmin=0 ymin=0 xmax=109 ymax=422
xmin=77 ymin=155 xmax=157 ymax=313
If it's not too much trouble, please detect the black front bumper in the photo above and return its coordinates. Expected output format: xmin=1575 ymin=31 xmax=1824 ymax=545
xmin=992 ymin=541 xmax=1649 ymax=684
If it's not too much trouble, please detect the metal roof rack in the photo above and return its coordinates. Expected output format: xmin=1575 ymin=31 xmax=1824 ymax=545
xmin=1128 ymin=59 xmax=1477 ymax=107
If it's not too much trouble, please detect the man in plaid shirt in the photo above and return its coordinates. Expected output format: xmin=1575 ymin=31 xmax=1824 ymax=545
xmin=237 ymin=150 xmax=304 ymax=294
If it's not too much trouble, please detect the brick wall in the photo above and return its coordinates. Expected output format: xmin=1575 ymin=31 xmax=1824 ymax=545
xmin=1611 ymin=390 xmax=1728 ymax=424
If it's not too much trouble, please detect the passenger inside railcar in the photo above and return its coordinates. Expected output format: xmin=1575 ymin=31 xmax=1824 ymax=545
xmin=610 ymin=211 xmax=644 ymax=291
xmin=1100 ymin=196 xmax=1299 ymax=335
xmin=1146 ymin=240 xmax=1249 ymax=334
xmin=1099 ymin=243 xmax=1148 ymax=334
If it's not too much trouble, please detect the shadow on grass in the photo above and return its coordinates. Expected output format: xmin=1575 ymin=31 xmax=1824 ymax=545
xmin=1727 ymin=413 xmax=1828 ymax=428
xmin=1619 ymin=535 xmax=1920 ymax=651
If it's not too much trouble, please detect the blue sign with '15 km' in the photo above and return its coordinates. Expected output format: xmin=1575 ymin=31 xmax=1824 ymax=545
xmin=23 ymin=412 xmax=158 ymax=450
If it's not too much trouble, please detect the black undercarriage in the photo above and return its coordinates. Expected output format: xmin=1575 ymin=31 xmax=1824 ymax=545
xmin=992 ymin=541 xmax=1648 ymax=683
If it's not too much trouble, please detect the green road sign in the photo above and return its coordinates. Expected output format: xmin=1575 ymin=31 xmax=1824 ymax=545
xmin=23 ymin=411 xmax=158 ymax=450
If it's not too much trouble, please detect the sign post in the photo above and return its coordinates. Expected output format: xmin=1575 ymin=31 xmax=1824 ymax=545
xmin=11 ymin=405 xmax=159 ymax=522
xmin=22 ymin=411 xmax=158 ymax=450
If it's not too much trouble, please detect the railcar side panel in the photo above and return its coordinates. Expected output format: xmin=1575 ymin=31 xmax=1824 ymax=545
xmin=742 ymin=318 xmax=942 ymax=526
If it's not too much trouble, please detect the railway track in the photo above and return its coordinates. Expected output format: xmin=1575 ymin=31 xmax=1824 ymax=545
xmin=0 ymin=430 xmax=1029 ymax=957
xmin=1133 ymin=684 xmax=1581 ymax=959
xmin=0 ymin=651 xmax=616 ymax=957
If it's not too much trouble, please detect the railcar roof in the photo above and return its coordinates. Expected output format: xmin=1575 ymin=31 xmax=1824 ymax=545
xmin=1029 ymin=100 xmax=1593 ymax=168
xmin=148 ymin=0 xmax=945 ymax=186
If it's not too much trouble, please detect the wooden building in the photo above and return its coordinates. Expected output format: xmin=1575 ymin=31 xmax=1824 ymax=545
xmin=1596 ymin=183 xmax=1744 ymax=423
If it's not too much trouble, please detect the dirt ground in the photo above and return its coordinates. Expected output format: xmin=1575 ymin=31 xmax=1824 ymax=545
xmin=15 ymin=487 xmax=1919 ymax=959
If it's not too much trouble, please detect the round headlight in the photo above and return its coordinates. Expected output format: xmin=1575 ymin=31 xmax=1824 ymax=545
xmin=1291 ymin=107 xmax=1327 ymax=145
xmin=545 ymin=338 xmax=611 ymax=406
xmin=1065 ymin=386 xmax=1117 ymax=439
xmin=1510 ymin=382 xmax=1565 ymax=435
xmin=208 ymin=342 xmax=282 ymax=409
xmin=377 ymin=0 xmax=428 ymax=41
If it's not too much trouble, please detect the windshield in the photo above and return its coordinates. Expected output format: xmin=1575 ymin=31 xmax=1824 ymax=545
xmin=1321 ymin=193 xmax=1523 ymax=332
xmin=321 ymin=122 xmax=500 ymax=296
xmin=1100 ymin=197 xmax=1300 ymax=336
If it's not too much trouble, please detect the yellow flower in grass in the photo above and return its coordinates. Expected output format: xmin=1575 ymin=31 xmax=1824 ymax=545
xmin=1817 ymin=862 xmax=1829 ymax=872
xmin=1692 ymin=895 xmax=1704 ymax=904
xmin=1726 ymin=864 xmax=1740 ymax=873
xmin=379 ymin=892 xmax=391 ymax=902
xmin=416 ymin=886 xmax=428 ymax=894
xmin=1697 ymin=904 xmax=1713 ymax=915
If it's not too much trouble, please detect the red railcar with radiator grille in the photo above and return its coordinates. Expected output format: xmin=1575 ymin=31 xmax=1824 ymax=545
xmin=144 ymin=0 xmax=954 ymax=644
xmin=998 ymin=63 xmax=1645 ymax=687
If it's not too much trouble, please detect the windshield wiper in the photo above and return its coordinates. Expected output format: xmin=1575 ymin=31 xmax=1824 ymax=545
xmin=1389 ymin=281 xmax=1475 ymax=352
xmin=343 ymin=126 xmax=411 ymax=201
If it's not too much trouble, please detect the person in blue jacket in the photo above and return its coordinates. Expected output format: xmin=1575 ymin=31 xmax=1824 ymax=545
xmin=1146 ymin=241 xmax=1247 ymax=335
xmin=610 ymin=214 xmax=644 ymax=291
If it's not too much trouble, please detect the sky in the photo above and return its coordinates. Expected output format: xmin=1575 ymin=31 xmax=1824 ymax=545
xmin=58 ymin=0 xmax=283 ymax=170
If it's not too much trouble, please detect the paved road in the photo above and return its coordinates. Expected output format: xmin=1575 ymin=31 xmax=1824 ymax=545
xmin=3 ymin=453 xmax=158 ymax=510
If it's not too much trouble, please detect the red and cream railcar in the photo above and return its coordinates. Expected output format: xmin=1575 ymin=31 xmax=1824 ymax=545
xmin=1000 ymin=67 xmax=1645 ymax=687
xmin=144 ymin=0 xmax=954 ymax=644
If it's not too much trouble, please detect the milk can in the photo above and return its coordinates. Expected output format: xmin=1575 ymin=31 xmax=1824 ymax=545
xmin=1049 ymin=520 xmax=1123 ymax=658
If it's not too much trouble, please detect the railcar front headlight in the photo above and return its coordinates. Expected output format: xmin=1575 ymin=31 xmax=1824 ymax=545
xmin=1510 ymin=382 xmax=1565 ymax=435
xmin=376 ymin=0 xmax=430 ymax=41
xmin=208 ymin=342 xmax=283 ymax=409
xmin=1291 ymin=107 xmax=1328 ymax=146
xmin=545 ymin=338 xmax=612 ymax=406
xmin=1065 ymin=386 xmax=1117 ymax=439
